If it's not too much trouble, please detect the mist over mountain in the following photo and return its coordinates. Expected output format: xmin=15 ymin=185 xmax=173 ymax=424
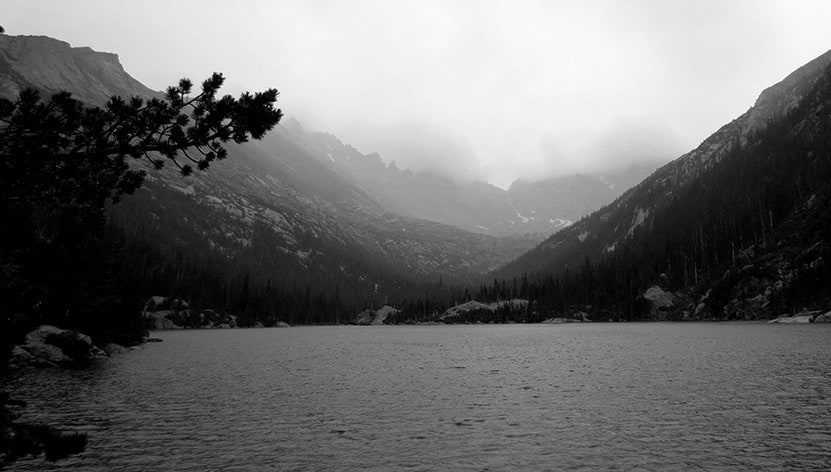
xmin=4 ymin=5 xmax=831 ymax=469
xmin=286 ymin=118 xmax=660 ymax=237
xmin=492 ymin=48 xmax=831 ymax=321
xmin=0 ymin=34 xmax=547 ymax=318
xmin=3 ymin=31 xmax=829 ymax=327
xmin=0 ymin=34 xmax=676 ymax=247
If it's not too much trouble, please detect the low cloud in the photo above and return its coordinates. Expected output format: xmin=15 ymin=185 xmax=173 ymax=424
xmin=346 ymin=121 xmax=485 ymax=183
xmin=500 ymin=118 xmax=687 ymax=184
xmin=9 ymin=0 xmax=831 ymax=190
xmin=578 ymin=117 xmax=687 ymax=173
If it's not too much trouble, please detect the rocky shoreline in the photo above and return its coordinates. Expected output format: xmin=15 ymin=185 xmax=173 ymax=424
xmin=768 ymin=311 xmax=831 ymax=323
xmin=1 ymin=324 xmax=133 ymax=467
xmin=143 ymin=296 xmax=290 ymax=330
xmin=7 ymin=325 xmax=137 ymax=371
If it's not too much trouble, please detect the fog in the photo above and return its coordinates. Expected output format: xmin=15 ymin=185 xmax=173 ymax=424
xmin=6 ymin=0 xmax=831 ymax=187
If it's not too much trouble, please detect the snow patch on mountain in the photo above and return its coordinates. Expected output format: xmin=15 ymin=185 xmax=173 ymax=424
xmin=627 ymin=207 xmax=649 ymax=237
xmin=550 ymin=218 xmax=573 ymax=228
xmin=507 ymin=196 xmax=531 ymax=223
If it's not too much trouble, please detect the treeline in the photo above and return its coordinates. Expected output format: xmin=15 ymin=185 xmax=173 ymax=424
xmin=6 ymin=65 xmax=831 ymax=341
xmin=107 ymin=179 xmax=475 ymax=326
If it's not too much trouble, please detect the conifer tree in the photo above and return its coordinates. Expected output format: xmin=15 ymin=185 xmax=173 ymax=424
xmin=0 ymin=73 xmax=282 ymax=467
xmin=0 ymin=73 xmax=282 ymax=340
xmin=0 ymin=72 xmax=282 ymax=208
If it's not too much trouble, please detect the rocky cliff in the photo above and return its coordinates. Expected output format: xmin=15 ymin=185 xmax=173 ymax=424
xmin=0 ymin=34 xmax=157 ymax=106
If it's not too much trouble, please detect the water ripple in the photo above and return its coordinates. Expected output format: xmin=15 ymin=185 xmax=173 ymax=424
xmin=6 ymin=323 xmax=831 ymax=471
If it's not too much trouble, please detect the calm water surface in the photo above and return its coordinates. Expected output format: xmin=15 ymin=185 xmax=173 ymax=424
xmin=6 ymin=323 xmax=831 ymax=471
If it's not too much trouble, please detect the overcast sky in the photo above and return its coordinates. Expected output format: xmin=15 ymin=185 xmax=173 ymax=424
xmin=6 ymin=1 xmax=831 ymax=187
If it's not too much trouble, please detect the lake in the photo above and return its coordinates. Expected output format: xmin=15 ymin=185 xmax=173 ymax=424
xmin=6 ymin=323 xmax=831 ymax=470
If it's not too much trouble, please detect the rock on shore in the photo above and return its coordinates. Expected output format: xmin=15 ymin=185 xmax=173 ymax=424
xmin=354 ymin=305 xmax=400 ymax=325
xmin=10 ymin=325 xmax=108 ymax=368
xmin=142 ymin=296 xmax=289 ymax=330
xmin=768 ymin=310 xmax=829 ymax=323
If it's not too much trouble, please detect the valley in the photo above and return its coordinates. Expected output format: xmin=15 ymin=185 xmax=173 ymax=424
xmin=3 ymin=6 xmax=831 ymax=469
xmin=2 ymin=33 xmax=831 ymax=329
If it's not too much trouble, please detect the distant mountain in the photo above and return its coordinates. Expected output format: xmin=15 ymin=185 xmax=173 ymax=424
xmin=505 ymin=164 xmax=656 ymax=233
xmin=0 ymin=34 xmax=536 ymax=312
xmin=285 ymin=120 xmax=659 ymax=237
xmin=496 ymin=48 xmax=831 ymax=320
xmin=117 ymin=131 xmax=538 ymax=289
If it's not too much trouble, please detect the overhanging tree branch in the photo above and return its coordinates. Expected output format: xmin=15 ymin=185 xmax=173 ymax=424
xmin=0 ymin=72 xmax=282 ymax=207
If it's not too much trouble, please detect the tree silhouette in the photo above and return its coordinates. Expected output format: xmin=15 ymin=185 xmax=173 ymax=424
xmin=0 ymin=73 xmax=282 ymax=337
xmin=0 ymin=73 xmax=282 ymax=467
xmin=0 ymin=72 xmax=282 ymax=208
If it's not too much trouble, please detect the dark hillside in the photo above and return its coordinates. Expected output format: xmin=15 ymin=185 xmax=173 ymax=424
xmin=496 ymin=59 xmax=831 ymax=320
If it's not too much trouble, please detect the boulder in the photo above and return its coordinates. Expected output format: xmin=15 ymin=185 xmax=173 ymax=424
xmin=354 ymin=306 xmax=401 ymax=325
xmin=103 ymin=343 xmax=129 ymax=355
xmin=439 ymin=300 xmax=528 ymax=321
xmin=372 ymin=306 xmax=399 ymax=325
xmin=21 ymin=344 xmax=71 ymax=365
xmin=442 ymin=301 xmax=492 ymax=319
xmin=24 ymin=325 xmax=67 ymax=346
xmin=768 ymin=314 xmax=814 ymax=323
xmin=643 ymin=286 xmax=674 ymax=319
xmin=9 ymin=345 xmax=37 ymax=368
xmin=145 ymin=295 xmax=168 ymax=309
xmin=144 ymin=296 xmax=189 ymax=311
xmin=145 ymin=311 xmax=181 ymax=330
xmin=354 ymin=309 xmax=375 ymax=325
xmin=16 ymin=325 xmax=104 ymax=366
xmin=813 ymin=311 xmax=831 ymax=323
xmin=542 ymin=317 xmax=579 ymax=323
xmin=644 ymin=286 xmax=674 ymax=308
xmin=275 ymin=321 xmax=290 ymax=328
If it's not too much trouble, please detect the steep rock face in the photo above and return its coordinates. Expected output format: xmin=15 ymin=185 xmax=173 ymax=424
xmin=499 ymin=48 xmax=831 ymax=281
xmin=0 ymin=34 xmax=157 ymax=105
xmin=745 ymin=52 xmax=831 ymax=132
xmin=653 ymin=50 xmax=831 ymax=193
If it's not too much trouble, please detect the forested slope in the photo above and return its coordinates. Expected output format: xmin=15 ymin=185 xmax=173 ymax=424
xmin=494 ymin=53 xmax=831 ymax=320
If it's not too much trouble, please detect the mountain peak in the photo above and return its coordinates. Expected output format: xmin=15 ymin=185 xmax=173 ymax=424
xmin=746 ymin=48 xmax=831 ymax=133
xmin=0 ymin=34 xmax=156 ymax=105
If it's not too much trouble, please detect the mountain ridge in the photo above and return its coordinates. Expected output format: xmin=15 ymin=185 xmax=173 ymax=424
xmin=0 ymin=33 xmax=537 ymax=314
xmin=0 ymin=34 xmax=157 ymax=106
xmin=287 ymin=119 xmax=660 ymax=237
xmin=492 ymin=48 xmax=831 ymax=321
xmin=499 ymin=48 xmax=831 ymax=280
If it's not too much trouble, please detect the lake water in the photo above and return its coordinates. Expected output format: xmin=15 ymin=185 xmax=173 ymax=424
xmin=6 ymin=323 xmax=831 ymax=471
